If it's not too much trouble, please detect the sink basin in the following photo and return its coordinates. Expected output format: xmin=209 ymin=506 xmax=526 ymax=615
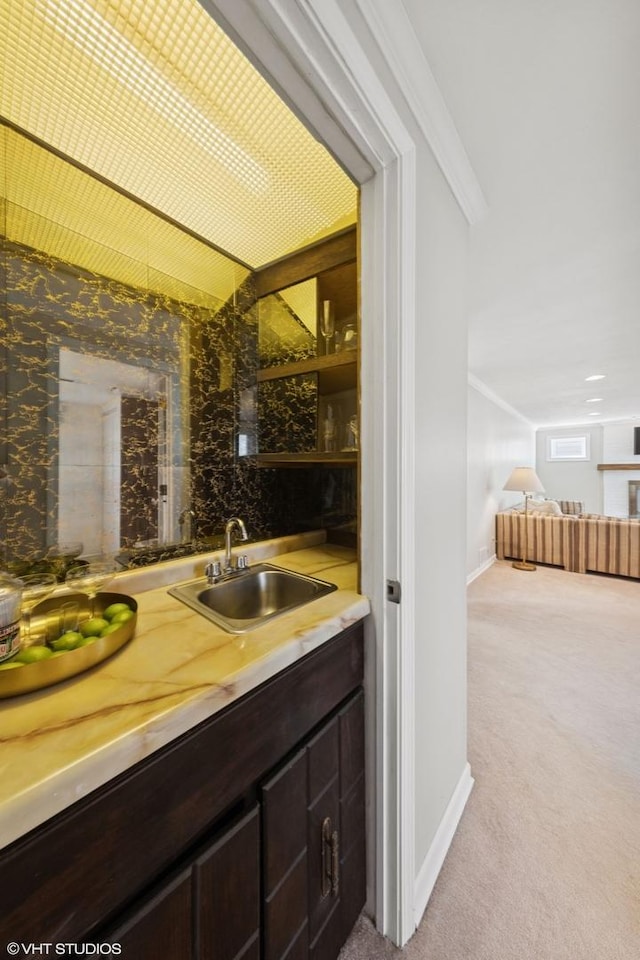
xmin=168 ymin=563 xmax=337 ymax=633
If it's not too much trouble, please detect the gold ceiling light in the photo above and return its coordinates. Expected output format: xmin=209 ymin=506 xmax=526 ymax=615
xmin=35 ymin=0 xmax=269 ymax=192
xmin=0 ymin=0 xmax=358 ymax=267
xmin=4 ymin=126 xmax=249 ymax=309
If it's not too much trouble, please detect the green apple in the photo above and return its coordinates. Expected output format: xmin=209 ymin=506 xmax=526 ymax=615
xmin=79 ymin=617 xmax=109 ymax=637
xmin=50 ymin=631 xmax=84 ymax=651
xmin=110 ymin=609 xmax=135 ymax=624
xmin=103 ymin=602 xmax=132 ymax=621
xmin=14 ymin=646 xmax=54 ymax=663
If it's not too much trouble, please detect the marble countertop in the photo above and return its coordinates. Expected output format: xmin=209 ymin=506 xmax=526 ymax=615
xmin=0 ymin=534 xmax=368 ymax=850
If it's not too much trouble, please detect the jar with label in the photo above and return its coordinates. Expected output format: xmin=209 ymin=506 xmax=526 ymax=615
xmin=0 ymin=574 xmax=23 ymax=662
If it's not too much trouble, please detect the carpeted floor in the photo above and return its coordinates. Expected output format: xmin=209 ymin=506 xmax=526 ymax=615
xmin=339 ymin=560 xmax=640 ymax=960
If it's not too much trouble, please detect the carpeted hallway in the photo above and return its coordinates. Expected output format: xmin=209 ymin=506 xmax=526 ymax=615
xmin=340 ymin=560 xmax=640 ymax=960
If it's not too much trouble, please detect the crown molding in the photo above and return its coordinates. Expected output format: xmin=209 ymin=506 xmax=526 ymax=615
xmin=353 ymin=0 xmax=488 ymax=225
xmin=468 ymin=373 xmax=533 ymax=427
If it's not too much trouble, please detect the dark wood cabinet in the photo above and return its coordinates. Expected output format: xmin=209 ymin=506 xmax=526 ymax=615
xmin=104 ymin=868 xmax=193 ymax=959
xmin=0 ymin=622 xmax=365 ymax=959
xmin=196 ymin=805 xmax=261 ymax=960
xmin=102 ymin=805 xmax=261 ymax=960
xmin=261 ymin=691 xmax=365 ymax=960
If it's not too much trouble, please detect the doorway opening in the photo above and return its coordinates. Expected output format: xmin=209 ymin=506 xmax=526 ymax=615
xmin=57 ymin=348 xmax=173 ymax=556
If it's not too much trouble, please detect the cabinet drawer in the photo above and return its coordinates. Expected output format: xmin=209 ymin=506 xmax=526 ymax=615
xmin=105 ymin=869 xmax=192 ymax=960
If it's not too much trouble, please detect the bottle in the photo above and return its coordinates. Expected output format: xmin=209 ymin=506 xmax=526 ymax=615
xmin=0 ymin=574 xmax=23 ymax=663
xmin=323 ymin=404 xmax=336 ymax=453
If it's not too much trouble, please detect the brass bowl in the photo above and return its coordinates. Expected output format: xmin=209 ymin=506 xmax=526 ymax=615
xmin=0 ymin=592 xmax=137 ymax=699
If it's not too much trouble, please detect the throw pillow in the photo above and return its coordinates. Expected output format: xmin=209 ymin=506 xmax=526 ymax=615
xmin=527 ymin=499 xmax=563 ymax=516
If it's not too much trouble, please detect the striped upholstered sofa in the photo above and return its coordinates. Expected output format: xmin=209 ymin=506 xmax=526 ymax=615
xmin=573 ymin=515 xmax=640 ymax=578
xmin=496 ymin=507 xmax=640 ymax=579
xmin=496 ymin=511 xmax=577 ymax=571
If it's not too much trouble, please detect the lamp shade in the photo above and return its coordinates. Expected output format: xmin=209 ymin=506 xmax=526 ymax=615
xmin=503 ymin=467 xmax=545 ymax=494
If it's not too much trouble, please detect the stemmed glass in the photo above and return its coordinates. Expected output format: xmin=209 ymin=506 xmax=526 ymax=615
xmin=47 ymin=542 xmax=84 ymax=582
xmin=65 ymin=562 xmax=115 ymax=616
xmin=320 ymin=300 xmax=335 ymax=355
xmin=19 ymin=573 xmax=58 ymax=646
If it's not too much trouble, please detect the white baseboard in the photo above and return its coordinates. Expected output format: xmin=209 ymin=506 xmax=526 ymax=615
xmin=467 ymin=553 xmax=496 ymax=585
xmin=413 ymin=762 xmax=474 ymax=928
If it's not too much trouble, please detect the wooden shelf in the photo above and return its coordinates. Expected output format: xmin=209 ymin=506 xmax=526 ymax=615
xmin=597 ymin=463 xmax=640 ymax=470
xmin=255 ymin=451 xmax=358 ymax=468
xmin=257 ymin=351 xmax=356 ymax=395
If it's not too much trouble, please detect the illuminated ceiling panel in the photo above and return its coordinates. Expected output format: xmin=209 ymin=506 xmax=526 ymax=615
xmin=0 ymin=0 xmax=358 ymax=267
xmin=3 ymin=127 xmax=248 ymax=308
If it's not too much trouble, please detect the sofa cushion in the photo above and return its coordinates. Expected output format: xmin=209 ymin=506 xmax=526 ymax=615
xmin=527 ymin=499 xmax=563 ymax=516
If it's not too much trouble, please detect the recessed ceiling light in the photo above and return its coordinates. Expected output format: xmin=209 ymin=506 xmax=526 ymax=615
xmin=586 ymin=398 xmax=603 ymax=403
xmin=585 ymin=374 xmax=606 ymax=381
xmin=588 ymin=412 xmax=601 ymax=416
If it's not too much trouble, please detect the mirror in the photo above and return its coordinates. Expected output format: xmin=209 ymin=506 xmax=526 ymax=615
xmin=0 ymin=125 xmax=255 ymax=574
xmin=257 ymin=278 xmax=318 ymax=367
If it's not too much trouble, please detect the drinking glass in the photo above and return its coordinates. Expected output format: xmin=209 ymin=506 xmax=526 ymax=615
xmin=65 ymin=562 xmax=115 ymax=615
xmin=47 ymin=542 xmax=84 ymax=582
xmin=19 ymin=573 xmax=57 ymax=645
xmin=320 ymin=300 xmax=335 ymax=355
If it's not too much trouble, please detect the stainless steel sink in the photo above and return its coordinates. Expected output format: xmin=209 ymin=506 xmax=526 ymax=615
xmin=168 ymin=563 xmax=337 ymax=633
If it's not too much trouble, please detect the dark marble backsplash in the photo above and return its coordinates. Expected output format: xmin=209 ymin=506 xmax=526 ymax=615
xmin=0 ymin=238 xmax=356 ymax=573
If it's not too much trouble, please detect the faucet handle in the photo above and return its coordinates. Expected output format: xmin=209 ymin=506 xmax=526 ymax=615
xmin=205 ymin=560 xmax=222 ymax=583
xmin=236 ymin=554 xmax=250 ymax=571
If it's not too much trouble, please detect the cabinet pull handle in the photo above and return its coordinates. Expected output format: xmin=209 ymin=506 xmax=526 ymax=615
xmin=330 ymin=828 xmax=339 ymax=896
xmin=321 ymin=817 xmax=333 ymax=898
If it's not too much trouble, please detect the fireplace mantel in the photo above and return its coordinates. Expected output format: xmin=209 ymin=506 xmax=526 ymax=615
xmin=597 ymin=463 xmax=640 ymax=471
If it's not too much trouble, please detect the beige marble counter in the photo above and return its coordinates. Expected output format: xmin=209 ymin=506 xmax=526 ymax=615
xmin=0 ymin=535 xmax=368 ymax=849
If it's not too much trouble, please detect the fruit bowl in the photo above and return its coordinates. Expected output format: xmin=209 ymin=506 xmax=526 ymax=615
xmin=0 ymin=592 xmax=137 ymax=699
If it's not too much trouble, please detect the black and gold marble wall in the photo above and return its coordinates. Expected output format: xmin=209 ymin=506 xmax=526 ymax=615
xmin=257 ymin=374 xmax=318 ymax=454
xmin=1 ymin=238 xmax=190 ymax=565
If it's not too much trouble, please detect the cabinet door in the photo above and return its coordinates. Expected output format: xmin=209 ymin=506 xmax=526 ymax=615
xmin=104 ymin=868 xmax=192 ymax=960
xmin=195 ymin=805 xmax=261 ymax=960
xmin=338 ymin=690 xmax=366 ymax=943
xmin=262 ymin=688 xmax=366 ymax=960
xmin=307 ymin=717 xmax=343 ymax=960
xmin=261 ymin=749 xmax=309 ymax=960
xmin=307 ymin=692 xmax=365 ymax=960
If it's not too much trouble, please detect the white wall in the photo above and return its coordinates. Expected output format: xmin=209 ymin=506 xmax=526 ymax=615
xmin=412 ymin=135 xmax=469 ymax=890
xmin=535 ymin=424 xmax=603 ymax=513
xmin=467 ymin=382 xmax=534 ymax=578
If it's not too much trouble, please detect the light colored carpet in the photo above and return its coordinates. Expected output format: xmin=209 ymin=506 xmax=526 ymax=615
xmin=340 ymin=560 xmax=640 ymax=960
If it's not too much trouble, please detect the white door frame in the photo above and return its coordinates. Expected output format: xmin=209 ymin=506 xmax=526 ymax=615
xmin=201 ymin=0 xmax=481 ymax=945
xmin=201 ymin=0 xmax=418 ymax=944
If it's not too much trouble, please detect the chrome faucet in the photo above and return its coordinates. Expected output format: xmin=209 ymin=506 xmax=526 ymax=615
xmin=223 ymin=517 xmax=249 ymax=574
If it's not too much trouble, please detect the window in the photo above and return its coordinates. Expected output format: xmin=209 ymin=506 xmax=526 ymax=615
xmin=546 ymin=436 xmax=590 ymax=461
